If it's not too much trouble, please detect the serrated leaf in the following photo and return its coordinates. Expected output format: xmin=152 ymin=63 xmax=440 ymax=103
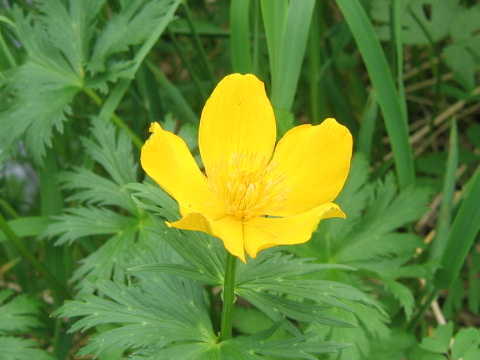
xmin=44 ymin=118 xmax=146 ymax=292
xmin=56 ymin=241 xmax=215 ymax=358
xmin=45 ymin=207 xmax=137 ymax=245
xmin=383 ymin=279 xmax=415 ymax=319
xmin=0 ymin=3 xmax=84 ymax=163
xmin=88 ymin=0 xmax=177 ymax=75
xmin=443 ymin=4 xmax=480 ymax=89
xmin=0 ymin=337 xmax=53 ymax=360
xmin=0 ymin=290 xmax=42 ymax=334
xmin=371 ymin=0 xmax=461 ymax=45
xmin=59 ymin=167 xmax=137 ymax=215
xmin=82 ymin=118 xmax=138 ymax=185
xmin=451 ymin=327 xmax=480 ymax=360
xmin=289 ymin=154 xmax=430 ymax=360
xmin=0 ymin=291 xmax=52 ymax=360
xmin=420 ymin=322 xmax=454 ymax=354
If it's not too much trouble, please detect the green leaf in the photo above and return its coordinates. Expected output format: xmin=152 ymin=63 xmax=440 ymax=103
xmin=451 ymin=327 xmax=480 ymax=360
xmin=45 ymin=207 xmax=137 ymax=245
xmin=429 ymin=122 xmax=458 ymax=261
xmin=0 ymin=217 xmax=53 ymax=244
xmin=336 ymin=0 xmax=415 ymax=189
xmin=44 ymin=118 xmax=145 ymax=292
xmin=0 ymin=290 xmax=42 ymax=334
xmin=261 ymin=0 xmax=315 ymax=134
xmin=443 ymin=4 xmax=480 ymax=89
xmin=420 ymin=322 xmax=454 ymax=354
xmin=364 ymin=330 xmax=417 ymax=360
xmin=230 ymin=0 xmax=252 ymax=73
xmin=0 ymin=337 xmax=53 ymax=360
xmin=291 ymin=155 xmax=430 ymax=359
xmin=435 ymin=163 xmax=480 ymax=289
xmin=88 ymin=0 xmax=178 ymax=75
xmin=56 ymin=241 xmax=216 ymax=358
xmin=371 ymin=0 xmax=461 ymax=45
xmin=0 ymin=290 xmax=52 ymax=360
xmin=82 ymin=118 xmax=138 ymax=185
xmin=383 ymin=279 xmax=415 ymax=319
xmin=0 ymin=3 xmax=84 ymax=163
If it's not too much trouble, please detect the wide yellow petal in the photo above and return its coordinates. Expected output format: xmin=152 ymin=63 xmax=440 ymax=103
xmin=271 ymin=118 xmax=352 ymax=216
xmin=141 ymin=122 xmax=225 ymax=219
xmin=243 ymin=203 xmax=345 ymax=259
xmin=168 ymin=213 xmax=246 ymax=262
xmin=199 ymin=74 xmax=276 ymax=173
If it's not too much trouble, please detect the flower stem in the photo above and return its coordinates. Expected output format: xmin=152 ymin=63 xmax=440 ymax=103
xmin=219 ymin=252 xmax=237 ymax=342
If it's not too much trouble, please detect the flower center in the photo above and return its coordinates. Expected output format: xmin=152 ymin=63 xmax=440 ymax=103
xmin=207 ymin=153 xmax=288 ymax=219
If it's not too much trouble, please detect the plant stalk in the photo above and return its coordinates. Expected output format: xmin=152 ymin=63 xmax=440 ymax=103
xmin=219 ymin=252 xmax=237 ymax=342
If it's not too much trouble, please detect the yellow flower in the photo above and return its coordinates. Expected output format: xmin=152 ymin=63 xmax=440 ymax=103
xmin=141 ymin=74 xmax=352 ymax=262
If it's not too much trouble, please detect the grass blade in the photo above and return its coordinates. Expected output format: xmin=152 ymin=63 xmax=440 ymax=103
xmin=429 ymin=120 xmax=459 ymax=261
xmin=275 ymin=0 xmax=315 ymax=111
xmin=230 ymin=0 xmax=252 ymax=73
xmin=435 ymin=161 xmax=480 ymax=289
xmin=335 ymin=0 xmax=415 ymax=188
xmin=356 ymin=90 xmax=379 ymax=160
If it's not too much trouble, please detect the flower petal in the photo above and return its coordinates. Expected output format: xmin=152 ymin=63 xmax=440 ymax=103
xmin=199 ymin=74 xmax=276 ymax=173
xmin=243 ymin=203 xmax=345 ymax=259
xmin=168 ymin=213 xmax=246 ymax=262
xmin=141 ymin=122 xmax=225 ymax=219
xmin=271 ymin=118 xmax=352 ymax=216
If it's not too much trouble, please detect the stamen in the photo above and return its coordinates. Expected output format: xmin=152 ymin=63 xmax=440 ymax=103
xmin=207 ymin=153 xmax=289 ymax=219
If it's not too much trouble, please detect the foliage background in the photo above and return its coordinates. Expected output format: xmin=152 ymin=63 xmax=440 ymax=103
xmin=0 ymin=0 xmax=480 ymax=359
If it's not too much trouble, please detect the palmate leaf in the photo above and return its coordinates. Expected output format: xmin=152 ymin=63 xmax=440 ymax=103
xmin=290 ymin=155 xmax=431 ymax=360
xmin=55 ymin=241 xmax=216 ymax=358
xmin=0 ymin=290 xmax=42 ymax=334
xmin=0 ymin=337 xmax=52 ymax=360
xmin=443 ymin=4 xmax=480 ymax=90
xmin=129 ymin=184 xmax=385 ymax=359
xmin=131 ymin=320 xmax=348 ymax=360
xmin=0 ymin=1 xmax=86 ymax=163
xmin=44 ymin=119 xmax=143 ymax=292
xmin=370 ymin=0 xmax=462 ymax=45
xmin=88 ymin=0 xmax=177 ymax=75
xmin=0 ymin=0 xmax=180 ymax=162
xmin=0 ymin=290 xmax=52 ymax=360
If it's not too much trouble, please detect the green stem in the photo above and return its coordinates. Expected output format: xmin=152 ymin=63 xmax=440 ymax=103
xmin=406 ymin=288 xmax=438 ymax=332
xmin=219 ymin=252 xmax=237 ymax=342
xmin=83 ymin=88 xmax=143 ymax=149
xmin=0 ymin=211 xmax=71 ymax=301
xmin=0 ymin=198 xmax=20 ymax=219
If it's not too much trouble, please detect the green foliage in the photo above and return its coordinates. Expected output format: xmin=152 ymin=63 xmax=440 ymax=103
xmin=292 ymin=155 xmax=431 ymax=360
xmin=417 ymin=323 xmax=480 ymax=360
xmin=53 ymin=173 xmax=384 ymax=358
xmin=371 ymin=0 xmax=461 ymax=45
xmin=0 ymin=290 xmax=52 ymax=360
xmin=57 ymin=238 xmax=352 ymax=359
xmin=43 ymin=118 xmax=144 ymax=292
xmin=371 ymin=0 xmax=480 ymax=90
xmin=0 ymin=0 xmax=180 ymax=163
xmin=1 ymin=0 xmax=480 ymax=358
xmin=337 ymin=0 xmax=415 ymax=189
